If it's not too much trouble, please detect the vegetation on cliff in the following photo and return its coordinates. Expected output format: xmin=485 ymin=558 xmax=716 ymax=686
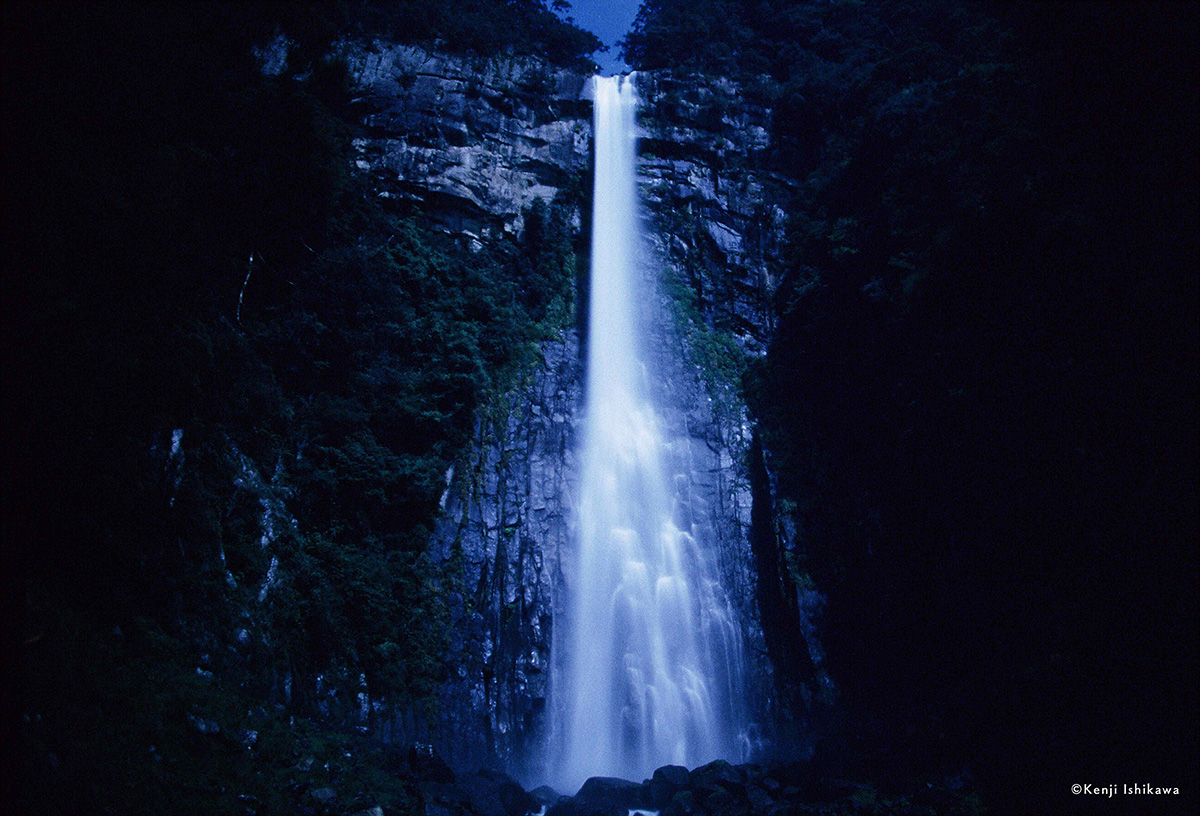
xmin=4 ymin=1 xmax=1196 ymax=813
xmin=4 ymin=3 xmax=584 ymax=813
xmin=628 ymin=0 xmax=1198 ymax=809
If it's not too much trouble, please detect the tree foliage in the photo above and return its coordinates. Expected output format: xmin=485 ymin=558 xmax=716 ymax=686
xmin=279 ymin=0 xmax=602 ymax=69
xmin=629 ymin=0 xmax=1198 ymax=804
xmin=4 ymin=3 xmax=584 ymax=812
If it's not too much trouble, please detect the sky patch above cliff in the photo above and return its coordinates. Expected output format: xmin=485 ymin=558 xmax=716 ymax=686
xmin=569 ymin=0 xmax=640 ymax=74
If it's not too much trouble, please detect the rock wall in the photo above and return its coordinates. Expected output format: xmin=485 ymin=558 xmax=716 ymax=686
xmin=343 ymin=48 xmax=817 ymax=775
xmin=343 ymin=42 xmax=592 ymax=242
xmin=637 ymin=71 xmax=792 ymax=356
xmin=341 ymin=44 xmax=592 ymax=778
xmin=429 ymin=333 xmax=583 ymax=781
xmin=636 ymin=70 xmax=831 ymax=747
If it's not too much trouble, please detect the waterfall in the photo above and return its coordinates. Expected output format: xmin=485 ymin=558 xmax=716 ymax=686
xmin=551 ymin=74 xmax=747 ymax=792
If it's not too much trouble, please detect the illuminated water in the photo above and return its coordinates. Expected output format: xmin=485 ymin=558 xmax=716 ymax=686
xmin=551 ymin=74 xmax=745 ymax=792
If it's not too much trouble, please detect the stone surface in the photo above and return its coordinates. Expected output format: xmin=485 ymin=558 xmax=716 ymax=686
xmin=309 ymin=786 xmax=336 ymax=803
xmin=409 ymin=743 xmax=456 ymax=783
xmin=545 ymin=798 xmax=612 ymax=816
xmin=530 ymin=784 xmax=566 ymax=806
xmin=458 ymin=768 xmax=536 ymax=816
xmin=575 ymin=776 xmax=650 ymax=810
xmin=339 ymin=47 xmax=794 ymax=776
xmin=691 ymin=759 xmax=744 ymax=794
xmin=523 ymin=759 xmax=968 ymax=816
xmin=342 ymin=42 xmax=591 ymax=242
xmin=650 ymin=764 xmax=692 ymax=807
xmin=427 ymin=330 xmax=584 ymax=775
xmin=333 ymin=44 xmax=592 ymax=774
xmin=637 ymin=71 xmax=792 ymax=359
xmin=638 ymin=69 xmax=836 ymax=746
xmin=636 ymin=69 xmax=795 ymax=756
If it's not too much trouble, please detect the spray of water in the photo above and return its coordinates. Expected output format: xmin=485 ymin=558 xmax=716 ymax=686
xmin=551 ymin=74 xmax=745 ymax=792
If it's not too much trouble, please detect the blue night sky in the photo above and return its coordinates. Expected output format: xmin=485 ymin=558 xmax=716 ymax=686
xmin=566 ymin=0 xmax=642 ymax=74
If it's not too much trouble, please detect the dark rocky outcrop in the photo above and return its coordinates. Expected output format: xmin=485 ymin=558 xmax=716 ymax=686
xmin=635 ymin=69 xmax=831 ymax=746
xmin=426 ymin=332 xmax=584 ymax=774
xmin=637 ymin=71 xmax=789 ymax=358
xmin=343 ymin=51 xmax=802 ymax=772
xmin=649 ymin=764 xmax=691 ymax=808
xmin=625 ymin=4 xmax=1200 ymax=812
xmin=573 ymin=776 xmax=652 ymax=811
xmin=526 ymin=762 xmax=984 ymax=816
xmin=344 ymin=42 xmax=592 ymax=243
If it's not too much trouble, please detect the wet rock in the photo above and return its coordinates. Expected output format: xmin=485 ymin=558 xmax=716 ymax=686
xmin=745 ymin=782 xmax=775 ymax=810
xmin=309 ymin=787 xmax=336 ymax=803
xmin=691 ymin=759 xmax=743 ymax=794
xmin=426 ymin=330 xmax=582 ymax=770
xmin=459 ymin=768 xmax=536 ymax=816
xmin=344 ymin=43 xmax=590 ymax=241
xmin=662 ymin=789 xmax=700 ymax=816
xmin=762 ymin=806 xmax=806 ymax=816
xmin=424 ymin=803 xmax=460 ymax=816
xmin=698 ymin=786 xmax=749 ymax=816
xmin=545 ymin=798 xmax=611 ymax=816
xmin=530 ymin=784 xmax=566 ymax=808
xmin=408 ymin=743 xmax=455 ymax=783
xmin=342 ymin=55 xmax=589 ymax=773
xmin=638 ymin=71 xmax=788 ymax=361
xmin=650 ymin=764 xmax=691 ymax=807
xmin=575 ymin=776 xmax=650 ymax=811
xmin=537 ymin=762 xmax=987 ymax=816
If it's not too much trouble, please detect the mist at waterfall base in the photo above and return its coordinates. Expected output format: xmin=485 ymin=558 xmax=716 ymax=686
xmin=548 ymin=75 xmax=749 ymax=793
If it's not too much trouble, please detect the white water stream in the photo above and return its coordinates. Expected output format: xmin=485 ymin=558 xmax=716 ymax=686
xmin=551 ymin=74 xmax=745 ymax=792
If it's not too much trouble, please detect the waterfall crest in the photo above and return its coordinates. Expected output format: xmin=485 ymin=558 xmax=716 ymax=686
xmin=551 ymin=74 xmax=746 ymax=792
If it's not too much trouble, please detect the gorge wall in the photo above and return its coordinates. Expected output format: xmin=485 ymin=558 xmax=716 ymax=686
xmin=11 ymin=6 xmax=1194 ymax=812
xmin=332 ymin=42 xmax=590 ymax=773
xmin=11 ymin=28 xmax=819 ymax=789
xmin=342 ymin=42 xmax=592 ymax=242
xmin=338 ymin=42 xmax=825 ymax=775
xmin=635 ymin=71 xmax=832 ymax=746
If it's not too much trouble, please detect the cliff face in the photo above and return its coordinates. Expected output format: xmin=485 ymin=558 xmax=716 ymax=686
xmin=330 ymin=43 xmax=590 ymax=774
xmin=637 ymin=71 xmax=787 ymax=357
xmin=14 ymin=6 xmax=1191 ymax=810
xmin=343 ymin=42 xmax=592 ymax=242
xmin=636 ymin=71 xmax=830 ymax=745
xmin=427 ymin=334 xmax=582 ymax=778
xmin=342 ymin=48 xmax=823 ymax=772
xmin=626 ymin=4 xmax=1200 ymax=807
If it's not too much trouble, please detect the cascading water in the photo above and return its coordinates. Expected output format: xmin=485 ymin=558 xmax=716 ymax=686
xmin=551 ymin=74 xmax=747 ymax=792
